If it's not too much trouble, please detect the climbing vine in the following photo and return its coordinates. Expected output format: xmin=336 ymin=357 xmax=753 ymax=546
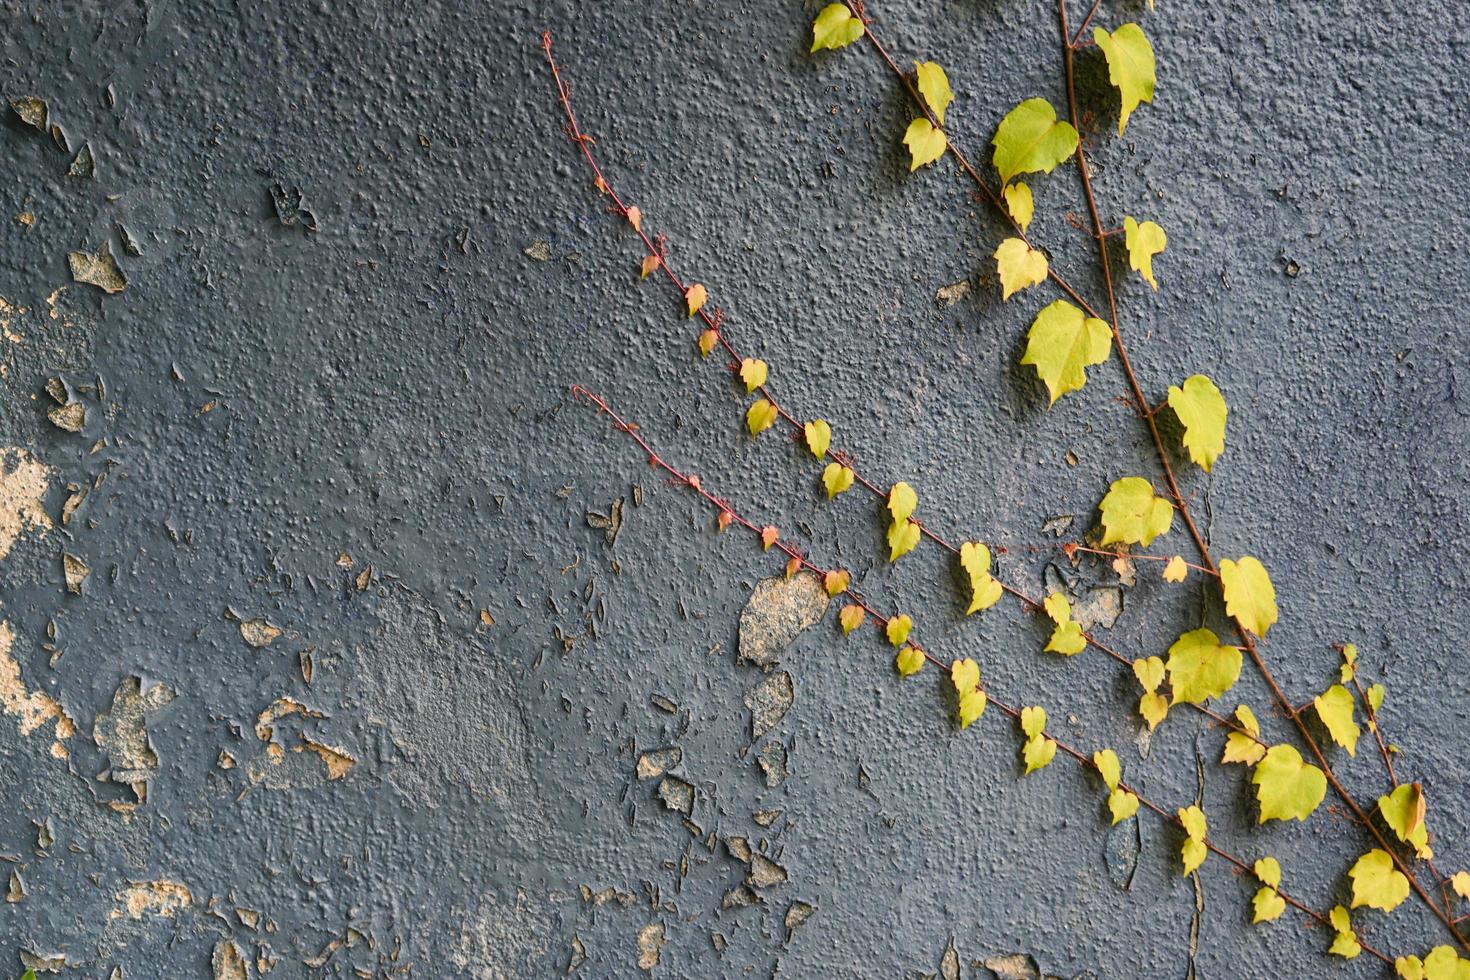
xmin=542 ymin=2 xmax=1470 ymax=973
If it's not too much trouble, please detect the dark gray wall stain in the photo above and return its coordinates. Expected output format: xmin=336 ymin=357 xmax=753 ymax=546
xmin=0 ymin=0 xmax=1467 ymax=976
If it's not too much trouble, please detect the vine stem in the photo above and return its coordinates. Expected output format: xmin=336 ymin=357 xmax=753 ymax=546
xmin=541 ymin=32 xmax=1259 ymax=748
xmin=1050 ymin=0 xmax=1465 ymax=951
xmin=571 ymin=383 xmax=1391 ymax=967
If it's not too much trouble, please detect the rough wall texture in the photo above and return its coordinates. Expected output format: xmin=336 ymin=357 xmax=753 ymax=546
xmin=0 ymin=0 xmax=1466 ymax=977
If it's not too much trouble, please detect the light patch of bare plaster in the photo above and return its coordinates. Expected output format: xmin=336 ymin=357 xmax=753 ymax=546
xmin=0 ymin=448 xmax=53 ymax=561
xmin=0 ymin=295 xmax=24 ymax=344
xmin=111 ymin=880 xmax=193 ymax=920
xmin=0 ymin=620 xmax=75 ymax=749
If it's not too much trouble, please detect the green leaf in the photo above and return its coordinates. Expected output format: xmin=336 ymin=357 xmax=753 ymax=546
xmin=1099 ymin=476 xmax=1174 ymax=546
xmin=1252 ymin=744 xmax=1327 ymax=823
xmin=1166 ymin=627 xmax=1241 ymax=704
xmin=1022 ymin=734 xmax=1056 ymax=774
xmin=1003 ymin=181 xmax=1034 ymax=231
xmin=1314 ymin=684 xmax=1361 ymax=756
xmin=1020 ymin=299 xmax=1112 ymax=404
xmin=888 ymin=482 xmax=917 ymax=522
xmin=887 ymin=519 xmax=920 ymax=561
xmin=1108 ymin=788 xmax=1139 ymax=824
xmin=810 ymin=3 xmax=865 ymax=52
xmin=895 ymin=644 xmax=924 ymax=676
xmin=958 ymin=542 xmax=1003 ymax=614
xmin=994 ymin=238 xmax=1048 ymax=300
xmin=1124 ymin=217 xmax=1167 ymax=289
xmin=746 ymin=398 xmax=778 ymax=436
xmin=1379 ymin=784 xmax=1431 ymax=859
xmin=1166 ymin=375 xmax=1227 ymax=472
xmin=992 ymin=98 xmax=1079 ymax=187
xmin=804 ymin=419 xmax=831 ymax=458
xmin=1093 ymin=748 xmax=1121 ymax=791
xmin=822 ymin=462 xmax=854 ymax=499
xmin=1220 ymin=556 xmax=1279 ymax=637
xmin=1093 ymin=24 xmax=1156 ymax=135
xmin=914 ymin=61 xmax=953 ymax=125
xmin=1349 ymin=848 xmax=1410 ymax=912
xmin=903 ymin=118 xmax=946 ymax=171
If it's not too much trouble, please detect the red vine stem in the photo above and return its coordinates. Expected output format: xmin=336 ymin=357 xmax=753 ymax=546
xmin=541 ymin=33 xmax=1263 ymax=749
xmin=571 ymin=383 xmax=1390 ymax=967
xmin=1049 ymin=0 xmax=1463 ymax=949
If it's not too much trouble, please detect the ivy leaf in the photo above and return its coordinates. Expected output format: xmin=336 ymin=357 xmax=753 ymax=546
xmin=839 ymin=604 xmax=865 ymax=635
xmin=886 ymin=614 xmax=913 ymax=647
xmin=1220 ymin=556 xmax=1279 ymax=637
xmin=1133 ymin=661 xmax=1169 ymax=728
xmin=1453 ymin=872 xmax=1470 ymax=900
xmin=716 ymin=510 xmax=733 ymax=533
xmin=888 ymin=482 xmax=918 ymax=523
xmin=1255 ymin=856 xmax=1282 ymax=889
xmin=1022 ymin=735 xmax=1056 ymax=774
xmin=1108 ymin=789 xmax=1139 ymax=824
xmin=1349 ymin=849 xmax=1410 ymax=912
xmin=823 ymin=569 xmax=850 ymax=597
xmin=810 ymin=3 xmax=865 ymax=52
xmin=1139 ymin=692 xmax=1169 ymax=730
xmin=760 ymin=526 xmax=780 ymax=551
xmin=1328 ymin=905 xmax=1361 ymax=959
xmin=697 ymin=328 xmax=718 ymax=356
xmin=914 ymin=61 xmax=953 ymax=125
xmin=887 ymin=519 xmax=920 ymax=561
xmin=1162 ymin=555 xmax=1188 ymax=582
xmin=1253 ymin=744 xmax=1327 ymax=823
xmin=902 ymin=118 xmax=946 ymax=171
xmin=958 ymin=541 xmax=1003 ymax=614
xmin=994 ymin=238 xmax=1049 ymax=300
xmin=991 ymin=98 xmax=1079 ymax=187
xmin=1003 ymin=181 xmax=1034 ymax=231
xmin=1166 ymin=627 xmax=1241 ymax=704
xmin=1046 ymin=619 xmax=1086 ymax=656
xmin=1124 ymin=217 xmax=1168 ymax=289
xmin=642 ymin=254 xmax=662 ymax=279
xmin=950 ymin=657 xmax=979 ymax=693
xmin=895 ymin=644 xmax=924 ymax=676
xmin=739 ymin=358 xmax=768 ymax=392
xmin=804 ymin=419 xmax=831 ymax=458
xmin=1253 ymin=887 xmax=1286 ymax=924
xmin=822 ymin=463 xmax=855 ymax=499
xmin=1099 ymin=476 xmax=1174 ymax=546
xmin=1314 ymin=684 xmax=1361 ymax=756
xmin=958 ymin=689 xmax=987 ymax=729
xmin=1020 ymin=300 xmax=1112 ymax=404
xmin=626 ymin=206 xmax=642 ymax=232
xmin=1092 ymin=24 xmax=1156 ymax=135
xmin=784 ymin=556 xmax=801 ymax=579
xmin=1093 ymin=748 xmax=1121 ymax=791
xmin=1340 ymin=642 xmax=1359 ymax=683
xmin=686 ymin=283 xmax=708 ymax=316
xmin=1222 ymin=704 xmax=1266 ymax=766
xmin=1379 ymin=784 xmax=1431 ymax=859
xmin=1166 ymin=375 xmax=1227 ymax=471
xmin=1368 ymin=683 xmax=1386 ymax=714
xmin=1043 ymin=591 xmax=1071 ymax=624
xmin=1020 ymin=705 xmax=1047 ymax=738
xmin=1395 ymin=948 xmax=1470 ymax=980
xmin=1177 ymin=804 xmax=1207 ymax=875
xmin=1133 ymin=656 xmax=1165 ymax=692
xmin=746 ymin=398 xmax=778 ymax=436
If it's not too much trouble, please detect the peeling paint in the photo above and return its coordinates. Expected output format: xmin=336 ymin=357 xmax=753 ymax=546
xmin=0 ymin=619 xmax=75 ymax=742
xmin=112 ymin=879 xmax=193 ymax=920
xmin=0 ymin=447 xmax=53 ymax=560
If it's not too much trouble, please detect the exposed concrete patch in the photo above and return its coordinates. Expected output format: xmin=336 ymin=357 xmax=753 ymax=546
xmin=737 ymin=573 xmax=828 ymax=671
xmin=0 ymin=619 xmax=75 ymax=749
xmin=744 ymin=671 xmax=793 ymax=741
xmin=635 ymin=922 xmax=665 ymax=971
xmin=0 ymin=448 xmax=53 ymax=560
xmin=94 ymin=676 xmax=175 ymax=798
xmin=111 ymin=879 xmax=192 ymax=920
xmin=451 ymin=890 xmax=552 ymax=979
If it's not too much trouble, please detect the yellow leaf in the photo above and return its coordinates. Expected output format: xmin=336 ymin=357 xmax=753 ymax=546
xmin=1133 ymin=656 xmax=1165 ymax=692
xmin=626 ymin=206 xmax=642 ymax=231
xmin=1255 ymin=857 xmax=1282 ymax=889
xmin=887 ymin=519 xmax=920 ymax=562
xmin=1046 ymin=620 xmax=1086 ymax=656
xmin=1180 ymin=843 xmax=1207 ymax=876
xmin=1099 ymin=476 xmax=1174 ymax=547
xmin=1340 ymin=642 xmax=1359 ymax=684
xmin=1093 ymin=24 xmax=1156 ymax=135
xmin=823 ymin=569 xmax=850 ymax=597
xmin=1020 ymin=705 xmax=1047 ymax=738
xmin=1022 ymin=735 xmax=1056 ymax=774
xmin=957 ymin=689 xmax=987 ymax=728
xmin=1349 ymin=849 xmax=1410 ymax=912
xmin=1020 ymin=299 xmax=1112 ymax=404
xmin=739 ymin=358 xmax=768 ymax=392
xmin=1162 ymin=555 xmax=1187 ymax=582
xmin=1222 ymin=730 xmax=1266 ymax=766
xmin=1453 ymin=871 xmax=1470 ymax=901
xmin=1379 ymin=784 xmax=1432 ymax=859
xmin=685 ymin=283 xmax=708 ymax=316
xmin=1328 ymin=904 xmax=1361 ymax=959
xmin=1252 ymin=887 xmax=1286 ymax=924
xmin=1220 ymin=556 xmax=1279 ymax=637
xmin=760 ymin=526 xmax=780 ymax=551
xmin=746 ymin=398 xmax=778 ymax=436
xmin=1166 ymin=374 xmax=1227 ymax=471
xmin=697 ymin=328 xmax=718 ymax=356
xmin=895 ymin=644 xmax=925 ymax=676
xmin=1253 ymin=744 xmax=1327 ymax=823
xmin=958 ymin=542 xmax=1003 ymax=614
xmin=886 ymin=614 xmax=913 ymax=648
xmin=1123 ymin=216 xmax=1167 ymax=291
xmin=1178 ymin=804 xmax=1207 ymax=840
xmin=1236 ymin=703 xmax=1261 ymax=735
xmin=1314 ymin=684 xmax=1361 ymax=756
xmin=993 ymin=238 xmax=1048 ymax=300
xmin=1166 ymin=627 xmax=1242 ymax=705
xmin=950 ymin=657 xmax=980 ymax=693
xmin=642 ymin=254 xmax=662 ymax=279
xmin=821 ymin=463 xmax=854 ymax=499
xmin=1368 ymin=682 xmax=1386 ymax=714
xmin=1043 ymin=591 xmax=1071 ymax=624
xmin=804 ymin=419 xmax=831 ymax=458
xmin=1138 ymin=692 xmax=1169 ymax=730
xmin=887 ymin=482 xmax=918 ymax=522
xmin=1108 ymin=788 xmax=1139 ymax=824
xmin=991 ymin=98 xmax=1079 ymax=187
xmin=784 ymin=556 xmax=801 ymax=579
xmin=1093 ymin=748 xmax=1121 ymax=791
xmin=913 ymin=61 xmax=953 ymax=125
xmin=1396 ymin=955 xmax=1425 ymax=980
xmin=902 ymin=117 xmax=946 ymax=171
xmin=810 ymin=3 xmax=864 ymax=52
xmin=1003 ymin=181 xmax=1034 ymax=231
xmin=839 ymin=604 xmax=865 ymax=635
